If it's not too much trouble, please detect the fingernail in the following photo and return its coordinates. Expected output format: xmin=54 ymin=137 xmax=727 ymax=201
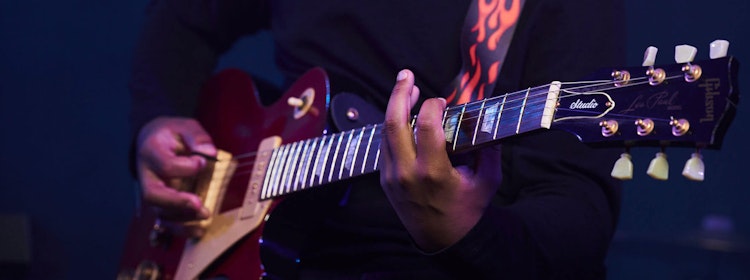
xmin=194 ymin=143 xmax=216 ymax=156
xmin=199 ymin=207 xmax=211 ymax=219
xmin=396 ymin=70 xmax=408 ymax=81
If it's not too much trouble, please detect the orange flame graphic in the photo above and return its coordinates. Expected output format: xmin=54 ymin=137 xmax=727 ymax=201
xmin=447 ymin=0 xmax=521 ymax=105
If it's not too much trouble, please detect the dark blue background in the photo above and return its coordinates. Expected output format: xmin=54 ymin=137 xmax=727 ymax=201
xmin=1 ymin=1 xmax=748 ymax=279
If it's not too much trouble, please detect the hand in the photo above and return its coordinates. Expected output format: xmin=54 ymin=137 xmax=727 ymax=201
xmin=136 ymin=117 xmax=217 ymax=236
xmin=380 ymin=70 xmax=503 ymax=252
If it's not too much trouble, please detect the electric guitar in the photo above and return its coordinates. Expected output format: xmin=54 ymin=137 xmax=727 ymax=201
xmin=117 ymin=48 xmax=739 ymax=279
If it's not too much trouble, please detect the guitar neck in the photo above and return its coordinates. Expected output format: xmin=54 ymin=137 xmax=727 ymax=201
xmin=259 ymin=82 xmax=560 ymax=200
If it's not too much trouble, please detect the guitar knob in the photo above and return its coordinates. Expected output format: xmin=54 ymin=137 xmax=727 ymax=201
xmin=710 ymin=40 xmax=729 ymax=59
xmin=682 ymin=151 xmax=705 ymax=181
xmin=647 ymin=152 xmax=669 ymax=180
xmin=675 ymin=44 xmax=698 ymax=64
xmin=134 ymin=260 xmax=161 ymax=280
xmin=149 ymin=218 xmax=171 ymax=247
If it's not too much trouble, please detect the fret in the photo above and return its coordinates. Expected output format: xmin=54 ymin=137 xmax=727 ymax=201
xmin=327 ymin=132 xmax=345 ymax=183
xmin=292 ymin=139 xmax=310 ymax=191
xmin=317 ymin=135 xmax=335 ymax=185
xmin=482 ymin=100 xmax=498 ymax=134
xmin=272 ymin=144 xmax=291 ymax=197
xmin=282 ymin=141 xmax=300 ymax=194
xmin=362 ymin=124 xmax=377 ymax=174
xmin=516 ymin=88 xmax=531 ymax=134
xmin=300 ymin=138 xmax=318 ymax=189
xmin=444 ymin=110 xmax=458 ymax=144
xmin=492 ymin=94 xmax=507 ymax=139
xmin=262 ymin=147 xmax=280 ymax=199
xmin=373 ymin=136 xmax=382 ymax=171
xmin=311 ymin=135 xmax=329 ymax=187
xmin=451 ymin=104 xmax=467 ymax=151
xmin=471 ymin=99 xmax=487 ymax=145
xmin=349 ymin=127 xmax=366 ymax=177
xmin=338 ymin=130 xmax=355 ymax=180
xmin=497 ymin=93 xmax=525 ymax=139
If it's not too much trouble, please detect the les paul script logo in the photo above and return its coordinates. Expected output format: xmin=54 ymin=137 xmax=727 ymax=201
xmin=620 ymin=91 xmax=682 ymax=114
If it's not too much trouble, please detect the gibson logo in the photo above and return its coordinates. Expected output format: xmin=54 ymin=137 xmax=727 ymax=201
xmin=699 ymin=78 xmax=721 ymax=123
xmin=569 ymin=99 xmax=599 ymax=110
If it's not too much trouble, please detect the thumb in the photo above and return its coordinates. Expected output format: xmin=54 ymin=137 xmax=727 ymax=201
xmin=179 ymin=120 xmax=217 ymax=157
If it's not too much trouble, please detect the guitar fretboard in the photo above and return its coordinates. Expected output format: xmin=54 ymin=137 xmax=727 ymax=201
xmin=259 ymin=82 xmax=560 ymax=200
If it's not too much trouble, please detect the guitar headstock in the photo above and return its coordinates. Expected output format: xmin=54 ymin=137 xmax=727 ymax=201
xmin=550 ymin=40 xmax=739 ymax=181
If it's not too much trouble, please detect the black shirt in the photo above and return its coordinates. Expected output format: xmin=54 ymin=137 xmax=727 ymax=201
xmin=130 ymin=0 xmax=625 ymax=278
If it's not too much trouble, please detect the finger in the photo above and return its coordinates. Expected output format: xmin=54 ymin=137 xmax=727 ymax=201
xmin=140 ymin=168 xmax=210 ymax=220
xmin=139 ymin=126 xmax=208 ymax=178
xmin=383 ymin=70 xmax=419 ymax=165
xmin=177 ymin=119 xmax=217 ymax=157
xmin=415 ymin=97 xmax=451 ymax=168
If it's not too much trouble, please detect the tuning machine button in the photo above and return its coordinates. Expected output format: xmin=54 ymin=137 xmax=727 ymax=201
xmin=675 ymin=44 xmax=702 ymax=82
xmin=611 ymin=152 xmax=633 ymax=180
xmin=682 ymin=151 xmax=705 ymax=181
xmin=647 ymin=151 xmax=669 ymax=180
xmin=710 ymin=40 xmax=729 ymax=59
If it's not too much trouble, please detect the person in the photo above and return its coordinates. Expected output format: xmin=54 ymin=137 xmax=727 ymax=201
xmin=130 ymin=0 xmax=625 ymax=278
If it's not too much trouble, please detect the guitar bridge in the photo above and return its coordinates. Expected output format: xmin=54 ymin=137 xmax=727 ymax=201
xmin=183 ymin=150 xmax=236 ymax=229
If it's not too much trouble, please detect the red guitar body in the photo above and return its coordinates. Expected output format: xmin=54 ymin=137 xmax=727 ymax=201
xmin=118 ymin=68 xmax=330 ymax=280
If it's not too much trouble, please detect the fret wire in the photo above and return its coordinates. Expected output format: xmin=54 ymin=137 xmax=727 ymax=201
xmin=472 ymin=99 xmax=486 ymax=145
xmin=338 ymin=130 xmax=355 ymax=180
xmin=451 ymin=103 xmax=468 ymax=151
xmin=261 ymin=147 xmax=280 ymax=199
xmin=275 ymin=144 xmax=292 ymax=196
xmin=310 ymin=135 xmax=328 ymax=187
xmin=318 ymin=135 xmax=336 ymax=185
xmin=328 ymin=132 xmax=345 ymax=183
xmin=350 ymin=127 xmax=366 ymax=177
xmin=293 ymin=139 xmax=310 ymax=191
xmin=300 ymin=138 xmax=318 ymax=189
xmin=492 ymin=94 xmax=507 ymax=140
xmin=362 ymin=124 xmax=377 ymax=174
xmin=373 ymin=127 xmax=382 ymax=171
xmin=284 ymin=141 xmax=301 ymax=194
xmin=516 ymin=88 xmax=531 ymax=135
xmin=267 ymin=145 xmax=282 ymax=198
xmin=270 ymin=144 xmax=287 ymax=197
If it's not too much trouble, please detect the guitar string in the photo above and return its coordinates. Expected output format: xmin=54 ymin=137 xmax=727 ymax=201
xmin=227 ymin=73 xmax=676 ymax=161
xmin=213 ymin=74 xmax=687 ymax=180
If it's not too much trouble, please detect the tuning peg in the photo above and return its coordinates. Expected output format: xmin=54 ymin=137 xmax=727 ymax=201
xmin=675 ymin=45 xmax=698 ymax=64
xmin=642 ymin=46 xmax=658 ymax=67
xmin=611 ymin=152 xmax=633 ymax=180
xmin=682 ymin=152 xmax=705 ymax=181
xmin=647 ymin=152 xmax=669 ymax=180
xmin=710 ymin=40 xmax=730 ymax=59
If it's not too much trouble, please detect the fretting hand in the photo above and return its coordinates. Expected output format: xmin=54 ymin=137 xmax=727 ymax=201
xmin=380 ymin=70 xmax=503 ymax=252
